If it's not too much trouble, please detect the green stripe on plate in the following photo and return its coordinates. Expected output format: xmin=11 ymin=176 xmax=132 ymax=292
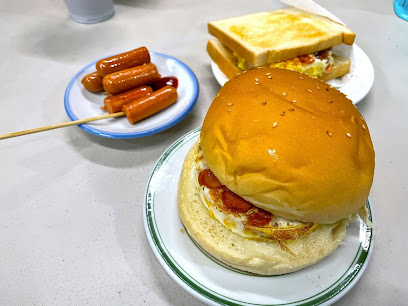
xmin=145 ymin=128 xmax=373 ymax=306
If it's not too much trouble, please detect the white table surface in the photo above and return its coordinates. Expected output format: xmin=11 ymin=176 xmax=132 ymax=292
xmin=1 ymin=0 xmax=407 ymax=305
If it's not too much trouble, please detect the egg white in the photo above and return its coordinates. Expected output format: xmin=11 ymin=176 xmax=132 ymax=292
xmin=194 ymin=146 xmax=311 ymax=240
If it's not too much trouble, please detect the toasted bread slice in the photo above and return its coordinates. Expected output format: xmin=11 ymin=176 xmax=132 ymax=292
xmin=207 ymin=39 xmax=241 ymax=79
xmin=208 ymin=7 xmax=355 ymax=67
xmin=207 ymin=39 xmax=350 ymax=82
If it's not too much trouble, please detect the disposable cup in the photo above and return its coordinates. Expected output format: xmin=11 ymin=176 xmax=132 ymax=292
xmin=64 ymin=0 xmax=114 ymax=24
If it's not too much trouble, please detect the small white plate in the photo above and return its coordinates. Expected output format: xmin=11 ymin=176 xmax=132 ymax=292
xmin=211 ymin=44 xmax=374 ymax=104
xmin=143 ymin=128 xmax=374 ymax=306
xmin=64 ymin=52 xmax=199 ymax=139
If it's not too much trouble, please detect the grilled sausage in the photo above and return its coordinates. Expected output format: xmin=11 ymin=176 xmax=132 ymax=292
xmin=103 ymin=86 xmax=153 ymax=113
xmin=96 ymin=47 xmax=150 ymax=77
xmin=123 ymin=86 xmax=178 ymax=124
xmin=81 ymin=71 xmax=104 ymax=92
xmin=102 ymin=63 xmax=161 ymax=95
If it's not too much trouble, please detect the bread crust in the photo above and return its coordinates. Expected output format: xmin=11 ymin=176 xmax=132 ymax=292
xmin=207 ymin=39 xmax=241 ymax=79
xmin=319 ymin=54 xmax=350 ymax=82
xmin=208 ymin=7 xmax=355 ymax=66
xmin=200 ymin=68 xmax=374 ymax=224
xmin=178 ymin=141 xmax=350 ymax=275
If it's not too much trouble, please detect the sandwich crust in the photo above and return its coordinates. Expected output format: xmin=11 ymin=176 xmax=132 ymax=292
xmin=200 ymin=68 xmax=374 ymax=224
xmin=208 ymin=7 xmax=355 ymax=66
xmin=319 ymin=55 xmax=350 ymax=82
xmin=207 ymin=39 xmax=241 ymax=79
xmin=178 ymin=141 xmax=350 ymax=275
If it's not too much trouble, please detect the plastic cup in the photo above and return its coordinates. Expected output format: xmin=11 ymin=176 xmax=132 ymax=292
xmin=64 ymin=0 xmax=115 ymax=24
xmin=394 ymin=0 xmax=408 ymax=21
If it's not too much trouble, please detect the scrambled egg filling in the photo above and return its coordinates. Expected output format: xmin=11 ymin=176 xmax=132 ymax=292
xmin=194 ymin=145 xmax=315 ymax=248
xmin=234 ymin=49 xmax=334 ymax=78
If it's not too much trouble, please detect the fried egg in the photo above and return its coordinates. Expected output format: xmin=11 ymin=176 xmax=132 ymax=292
xmin=235 ymin=50 xmax=334 ymax=78
xmin=269 ymin=50 xmax=333 ymax=78
xmin=194 ymin=145 xmax=315 ymax=243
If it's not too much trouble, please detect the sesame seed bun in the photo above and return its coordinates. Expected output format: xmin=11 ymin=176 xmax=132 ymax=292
xmin=200 ymin=68 xmax=374 ymax=224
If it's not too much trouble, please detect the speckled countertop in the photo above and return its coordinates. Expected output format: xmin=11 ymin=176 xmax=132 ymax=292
xmin=0 ymin=0 xmax=407 ymax=305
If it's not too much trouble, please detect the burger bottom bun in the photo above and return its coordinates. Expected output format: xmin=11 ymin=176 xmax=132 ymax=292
xmin=177 ymin=141 xmax=352 ymax=275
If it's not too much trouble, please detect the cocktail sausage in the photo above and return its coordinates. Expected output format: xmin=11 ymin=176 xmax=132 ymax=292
xmin=81 ymin=71 xmax=104 ymax=92
xmin=123 ymin=86 xmax=178 ymax=124
xmin=96 ymin=47 xmax=150 ymax=77
xmin=103 ymin=86 xmax=153 ymax=114
xmin=102 ymin=63 xmax=161 ymax=95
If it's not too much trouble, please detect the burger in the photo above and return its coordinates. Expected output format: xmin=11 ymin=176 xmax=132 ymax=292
xmin=177 ymin=68 xmax=374 ymax=275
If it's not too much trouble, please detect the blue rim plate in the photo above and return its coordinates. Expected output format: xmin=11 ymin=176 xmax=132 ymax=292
xmin=143 ymin=128 xmax=374 ymax=306
xmin=64 ymin=52 xmax=199 ymax=139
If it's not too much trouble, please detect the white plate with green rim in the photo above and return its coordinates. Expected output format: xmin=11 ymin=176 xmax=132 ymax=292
xmin=143 ymin=128 xmax=374 ymax=306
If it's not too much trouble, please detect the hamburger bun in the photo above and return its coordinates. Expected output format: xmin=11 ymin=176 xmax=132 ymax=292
xmin=177 ymin=67 xmax=374 ymax=275
xmin=178 ymin=141 xmax=351 ymax=275
xmin=200 ymin=68 xmax=374 ymax=224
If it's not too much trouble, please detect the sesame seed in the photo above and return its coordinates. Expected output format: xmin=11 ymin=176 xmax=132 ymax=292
xmin=315 ymin=83 xmax=319 ymax=85
xmin=307 ymin=89 xmax=312 ymax=92
xmin=255 ymin=82 xmax=260 ymax=85
xmin=282 ymin=92 xmax=287 ymax=96
xmin=329 ymin=100 xmax=333 ymax=103
xmin=360 ymin=116 xmax=365 ymax=121
xmin=255 ymin=78 xmax=259 ymax=82
xmin=317 ymin=86 xmax=321 ymax=90
xmin=325 ymin=88 xmax=329 ymax=91
xmin=265 ymin=73 xmax=271 ymax=76
xmin=268 ymin=76 xmax=273 ymax=79
xmin=228 ymin=109 xmax=232 ymax=112
xmin=228 ymin=103 xmax=233 ymax=106
xmin=298 ymin=76 xmax=304 ymax=80
xmin=289 ymin=108 xmax=295 ymax=111
xmin=292 ymin=99 xmax=297 ymax=103
xmin=362 ymin=124 xmax=366 ymax=130
xmin=262 ymin=100 xmax=266 ymax=105
xmin=273 ymin=122 xmax=278 ymax=128
xmin=346 ymin=133 xmax=352 ymax=138
xmin=281 ymin=111 xmax=285 ymax=116
xmin=327 ymin=131 xmax=333 ymax=137
xmin=268 ymin=148 xmax=276 ymax=156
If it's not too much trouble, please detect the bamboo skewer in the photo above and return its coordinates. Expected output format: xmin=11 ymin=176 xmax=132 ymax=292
xmin=0 ymin=112 xmax=125 ymax=140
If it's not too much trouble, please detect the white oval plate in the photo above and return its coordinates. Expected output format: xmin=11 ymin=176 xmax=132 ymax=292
xmin=143 ymin=128 xmax=374 ymax=306
xmin=64 ymin=52 xmax=199 ymax=139
xmin=211 ymin=44 xmax=374 ymax=105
